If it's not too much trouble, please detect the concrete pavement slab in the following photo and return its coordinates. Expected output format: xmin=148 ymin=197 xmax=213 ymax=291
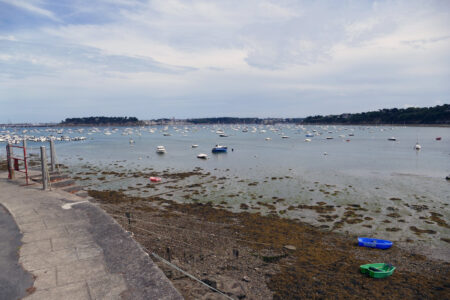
xmin=0 ymin=204 xmax=34 ymax=300
xmin=0 ymin=174 xmax=183 ymax=299
xmin=25 ymin=282 xmax=91 ymax=300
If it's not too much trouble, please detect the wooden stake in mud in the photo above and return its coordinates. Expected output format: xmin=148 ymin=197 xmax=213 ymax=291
xmin=125 ymin=212 xmax=132 ymax=231
xmin=49 ymin=140 xmax=56 ymax=171
xmin=6 ymin=144 xmax=15 ymax=180
xmin=233 ymin=248 xmax=239 ymax=259
xmin=40 ymin=146 xmax=48 ymax=190
xmin=166 ymin=247 xmax=172 ymax=262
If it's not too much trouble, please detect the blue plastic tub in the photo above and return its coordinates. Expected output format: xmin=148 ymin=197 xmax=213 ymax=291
xmin=358 ymin=237 xmax=393 ymax=250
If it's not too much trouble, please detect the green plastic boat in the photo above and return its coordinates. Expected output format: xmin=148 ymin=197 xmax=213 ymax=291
xmin=360 ymin=263 xmax=396 ymax=278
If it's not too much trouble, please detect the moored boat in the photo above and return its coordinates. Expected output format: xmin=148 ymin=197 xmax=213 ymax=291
xmin=197 ymin=153 xmax=208 ymax=159
xmin=212 ymin=145 xmax=227 ymax=153
xmin=358 ymin=237 xmax=393 ymax=249
xmin=149 ymin=176 xmax=161 ymax=182
xmin=156 ymin=146 xmax=166 ymax=153
xmin=360 ymin=263 xmax=396 ymax=278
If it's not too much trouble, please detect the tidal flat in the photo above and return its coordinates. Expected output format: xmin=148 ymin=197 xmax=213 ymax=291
xmin=65 ymin=161 xmax=450 ymax=299
xmin=70 ymin=161 xmax=450 ymax=260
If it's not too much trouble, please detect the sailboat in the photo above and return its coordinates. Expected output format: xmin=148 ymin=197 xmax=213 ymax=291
xmin=414 ymin=134 xmax=421 ymax=150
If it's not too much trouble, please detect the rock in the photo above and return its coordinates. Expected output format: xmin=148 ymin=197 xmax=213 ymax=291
xmin=242 ymin=275 xmax=250 ymax=282
xmin=283 ymin=245 xmax=296 ymax=251
xmin=201 ymin=279 xmax=217 ymax=289
xmin=216 ymin=275 xmax=246 ymax=298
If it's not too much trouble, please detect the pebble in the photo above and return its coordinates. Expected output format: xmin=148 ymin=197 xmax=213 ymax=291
xmin=283 ymin=245 xmax=296 ymax=251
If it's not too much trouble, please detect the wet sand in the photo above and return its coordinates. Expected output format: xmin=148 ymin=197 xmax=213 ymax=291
xmin=69 ymin=161 xmax=450 ymax=261
xmin=88 ymin=189 xmax=450 ymax=299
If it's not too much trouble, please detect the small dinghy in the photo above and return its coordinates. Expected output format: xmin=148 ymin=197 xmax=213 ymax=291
xmin=149 ymin=177 xmax=161 ymax=182
xmin=197 ymin=153 xmax=208 ymax=159
xmin=358 ymin=237 xmax=393 ymax=249
xmin=156 ymin=146 xmax=166 ymax=153
xmin=360 ymin=263 xmax=396 ymax=278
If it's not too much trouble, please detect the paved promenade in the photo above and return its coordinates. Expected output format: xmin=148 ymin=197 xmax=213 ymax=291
xmin=0 ymin=173 xmax=183 ymax=300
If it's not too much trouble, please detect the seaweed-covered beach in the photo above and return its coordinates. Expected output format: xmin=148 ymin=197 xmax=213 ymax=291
xmin=67 ymin=162 xmax=449 ymax=299
xmin=87 ymin=186 xmax=449 ymax=299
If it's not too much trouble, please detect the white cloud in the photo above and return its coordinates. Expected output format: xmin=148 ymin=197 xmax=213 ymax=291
xmin=0 ymin=0 xmax=449 ymax=121
xmin=0 ymin=0 xmax=59 ymax=21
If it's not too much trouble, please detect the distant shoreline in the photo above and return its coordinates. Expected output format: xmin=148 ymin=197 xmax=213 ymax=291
xmin=1 ymin=122 xmax=449 ymax=127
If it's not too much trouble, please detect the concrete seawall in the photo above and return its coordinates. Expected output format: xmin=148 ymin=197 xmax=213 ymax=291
xmin=0 ymin=173 xmax=183 ymax=299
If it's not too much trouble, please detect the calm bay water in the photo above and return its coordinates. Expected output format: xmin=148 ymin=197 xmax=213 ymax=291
xmin=48 ymin=124 xmax=450 ymax=177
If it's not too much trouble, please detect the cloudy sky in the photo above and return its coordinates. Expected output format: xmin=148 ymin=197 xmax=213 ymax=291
xmin=0 ymin=0 xmax=449 ymax=123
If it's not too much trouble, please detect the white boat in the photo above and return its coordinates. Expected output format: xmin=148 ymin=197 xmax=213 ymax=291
xmin=156 ymin=146 xmax=166 ymax=153
xmin=304 ymin=138 xmax=312 ymax=142
xmin=192 ymin=144 xmax=199 ymax=148
xmin=281 ymin=136 xmax=289 ymax=139
xmin=265 ymin=137 xmax=271 ymax=141
xmin=197 ymin=153 xmax=208 ymax=159
xmin=388 ymin=137 xmax=396 ymax=141
xmin=414 ymin=143 xmax=421 ymax=150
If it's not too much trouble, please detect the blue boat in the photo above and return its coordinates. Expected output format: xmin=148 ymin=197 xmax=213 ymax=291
xmin=212 ymin=145 xmax=227 ymax=153
xmin=358 ymin=237 xmax=393 ymax=250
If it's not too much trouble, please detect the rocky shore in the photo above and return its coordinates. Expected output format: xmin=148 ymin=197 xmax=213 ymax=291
xmin=88 ymin=189 xmax=449 ymax=299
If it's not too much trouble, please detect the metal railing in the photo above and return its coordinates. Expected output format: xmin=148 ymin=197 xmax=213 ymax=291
xmin=6 ymin=140 xmax=29 ymax=185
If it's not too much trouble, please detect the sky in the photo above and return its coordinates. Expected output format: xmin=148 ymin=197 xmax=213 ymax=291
xmin=0 ymin=0 xmax=449 ymax=123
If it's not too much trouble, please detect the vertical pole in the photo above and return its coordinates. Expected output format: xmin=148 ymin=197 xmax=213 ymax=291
xmin=6 ymin=144 xmax=15 ymax=180
xmin=49 ymin=139 xmax=56 ymax=171
xmin=40 ymin=146 xmax=48 ymax=190
xmin=22 ymin=139 xmax=29 ymax=185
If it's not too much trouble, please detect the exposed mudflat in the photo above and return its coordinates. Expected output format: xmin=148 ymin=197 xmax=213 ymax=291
xmin=89 ymin=189 xmax=450 ymax=299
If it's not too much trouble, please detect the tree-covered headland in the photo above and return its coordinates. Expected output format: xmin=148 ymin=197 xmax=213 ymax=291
xmin=302 ymin=104 xmax=449 ymax=125
xmin=61 ymin=116 xmax=144 ymax=126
